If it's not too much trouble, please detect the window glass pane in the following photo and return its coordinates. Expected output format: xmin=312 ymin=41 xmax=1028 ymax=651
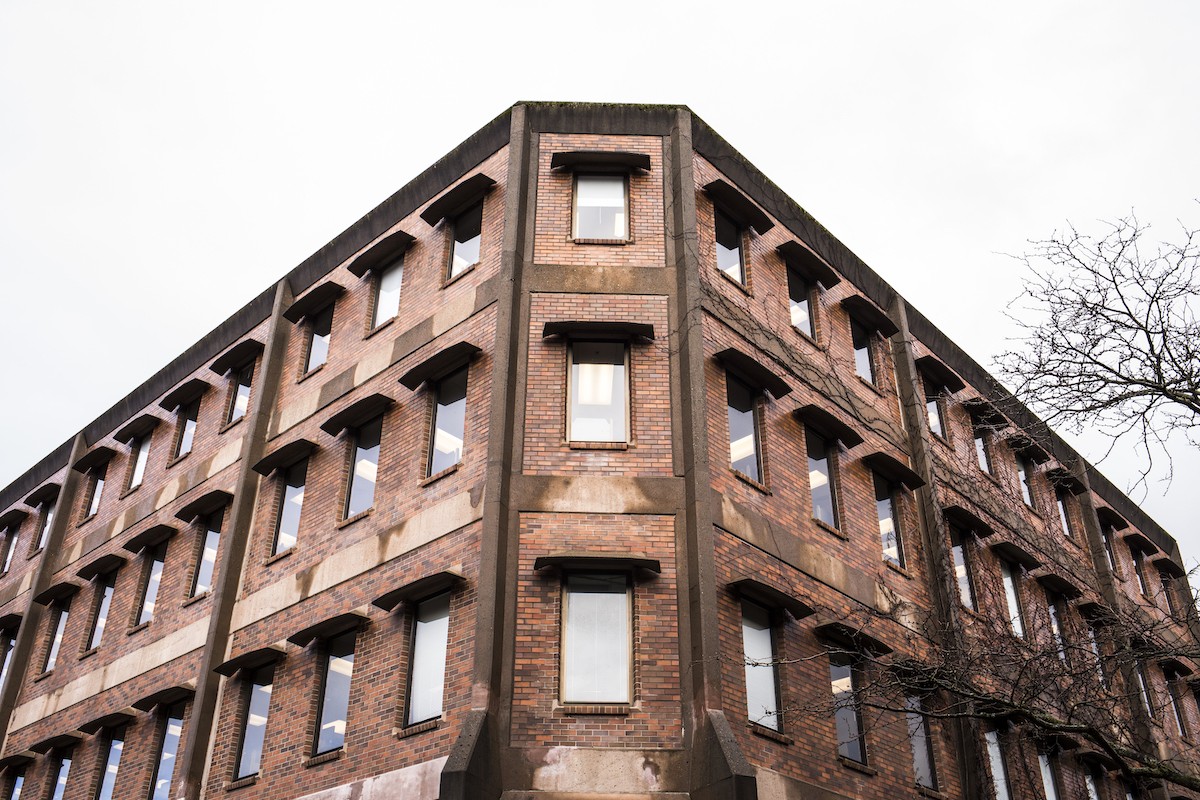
xmin=950 ymin=528 xmax=976 ymax=610
xmin=1084 ymin=773 xmax=1101 ymax=800
xmin=2 ymin=530 xmax=18 ymax=573
xmin=905 ymin=696 xmax=937 ymax=789
xmin=926 ymin=393 xmax=944 ymax=438
xmin=787 ymin=268 xmax=813 ymax=336
xmin=237 ymin=667 xmax=273 ymax=779
xmin=177 ymin=400 xmax=199 ymax=458
xmin=306 ymin=306 xmax=334 ymax=373
xmin=1135 ymin=663 xmax=1154 ymax=715
xmin=563 ymin=574 xmax=629 ymax=703
xmin=807 ymin=429 xmax=837 ymax=527
xmin=1103 ymin=526 xmax=1119 ymax=572
xmin=1046 ymin=591 xmax=1067 ymax=664
xmin=87 ymin=467 xmax=106 ymax=517
xmin=408 ymin=592 xmax=451 ymax=725
xmin=1056 ymin=493 xmax=1073 ymax=538
xmin=44 ymin=602 xmax=69 ymax=672
xmin=975 ymin=433 xmax=990 ymax=472
xmin=228 ymin=363 xmax=254 ymax=423
xmin=37 ymin=504 xmax=54 ymax=550
xmin=429 ymin=368 xmax=467 ymax=476
xmin=373 ymin=261 xmax=404 ymax=327
xmin=48 ymin=757 xmax=70 ymax=800
xmin=570 ymin=342 xmax=626 ymax=442
xmin=1001 ymin=561 xmax=1025 ymax=638
xmin=139 ymin=545 xmax=166 ymax=625
xmin=830 ymin=658 xmax=864 ymax=762
xmin=875 ymin=473 xmax=902 ymax=567
xmin=984 ymin=731 xmax=1012 ymax=800
xmin=274 ymin=460 xmax=307 ymax=554
xmin=1017 ymin=457 xmax=1033 ymax=505
xmin=130 ymin=436 xmax=150 ymax=489
xmin=0 ymin=632 xmax=13 ymax=687
xmin=726 ymin=377 xmax=760 ymax=482
xmin=851 ymin=320 xmax=875 ymax=383
xmin=191 ymin=515 xmax=222 ymax=597
xmin=575 ymin=175 xmax=626 ymax=239
xmin=451 ymin=203 xmax=483 ymax=277
xmin=88 ymin=579 xmax=115 ymax=650
xmin=7 ymin=772 xmax=22 ymax=800
xmin=345 ymin=417 xmax=381 ymax=518
xmin=150 ymin=705 xmax=185 ymax=800
xmin=1038 ymin=754 xmax=1061 ymax=800
xmin=714 ymin=209 xmax=743 ymax=283
xmin=316 ymin=632 xmax=355 ymax=754
xmin=94 ymin=728 xmax=124 ymax=800
xmin=741 ymin=600 xmax=779 ymax=730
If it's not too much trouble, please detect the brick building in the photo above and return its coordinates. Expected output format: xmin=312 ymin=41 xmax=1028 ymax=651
xmin=0 ymin=102 xmax=1195 ymax=800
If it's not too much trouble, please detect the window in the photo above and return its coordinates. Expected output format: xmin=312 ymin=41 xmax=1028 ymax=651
xmin=714 ymin=208 xmax=744 ymax=284
xmin=406 ymin=592 xmax=451 ymax=726
xmin=449 ymin=201 xmax=483 ymax=279
xmin=42 ymin=598 xmax=70 ymax=673
xmin=149 ymin=703 xmax=185 ymax=800
xmin=48 ymin=752 xmax=71 ymax=800
xmin=1134 ymin=661 xmax=1155 ymax=718
xmin=574 ymin=174 xmax=627 ymax=240
xmin=1037 ymin=752 xmax=1063 ymax=800
xmin=830 ymin=655 xmax=865 ymax=763
xmin=807 ymin=427 xmax=838 ymax=529
xmin=787 ymin=267 xmax=815 ymax=338
xmin=0 ymin=628 xmax=14 ymax=687
xmin=741 ymin=599 xmax=780 ymax=731
xmin=94 ymin=726 xmax=125 ymax=800
xmin=727 ymin=376 xmax=762 ymax=483
xmin=1016 ymin=455 xmax=1035 ymax=507
xmin=314 ymin=630 xmax=356 ymax=755
xmin=1159 ymin=570 xmax=1183 ymax=616
xmin=983 ymin=730 xmax=1013 ymax=800
xmin=1084 ymin=771 xmax=1102 ymax=800
xmin=85 ymin=571 xmax=116 ymax=651
xmin=568 ymin=342 xmax=628 ymax=443
xmin=1102 ymin=524 xmax=1120 ymax=574
xmin=35 ymin=499 xmax=55 ymax=552
xmin=950 ymin=526 xmax=978 ymax=611
xmin=272 ymin=459 xmax=307 ymax=555
xmin=1055 ymin=490 xmax=1075 ymax=540
xmin=905 ymin=696 xmax=938 ymax=790
xmin=974 ymin=430 xmax=992 ymax=474
xmin=924 ymin=379 xmax=947 ymax=439
xmin=305 ymin=305 xmax=334 ymax=374
xmin=1 ymin=525 xmax=18 ymax=574
xmin=4 ymin=770 xmax=22 ymax=800
xmin=235 ymin=665 xmax=273 ymax=780
xmin=371 ymin=259 xmax=404 ymax=328
xmin=1000 ymin=560 xmax=1027 ymax=638
xmin=227 ymin=362 xmax=254 ymax=424
xmin=1131 ymin=547 xmax=1152 ymax=597
xmin=344 ymin=416 xmax=381 ymax=518
xmin=850 ymin=318 xmax=877 ymax=384
xmin=875 ymin=472 xmax=904 ymax=568
xmin=562 ymin=573 xmax=631 ymax=703
xmin=1163 ymin=668 xmax=1189 ymax=738
xmin=174 ymin=399 xmax=200 ymax=459
xmin=190 ymin=513 xmax=222 ymax=598
xmin=1046 ymin=590 xmax=1068 ymax=665
xmin=136 ymin=542 xmax=167 ymax=626
xmin=127 ymin=435 xmax=151 ymax=491
xmin=428 ymin=367 xmax=467 ymax=477
xmin=1084 ymin=620 xmax=1105 ymax=682
xmin=84 ymin=464 xmax=107 ymax=519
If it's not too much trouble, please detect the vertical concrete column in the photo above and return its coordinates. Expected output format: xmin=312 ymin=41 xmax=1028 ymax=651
xmin=180 ymin=277 xmax=292 ymax=800
xmin=0 ymin=433 xmax=87 ymax=752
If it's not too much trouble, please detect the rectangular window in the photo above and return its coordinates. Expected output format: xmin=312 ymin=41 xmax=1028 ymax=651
xmin=128 ymin=435 xmax=151 ymax=491
xmin=1160 ymin=570 xmax=1182 ymax=616
xmin=1016 ymin=455 xmax=1034 ymax=506
xmin=428 ymin=366 xmax=467 ymax=477
xmin=568 ymin=342 xmax=628 ymax=443
xmin=830 ymin=655 xmax=865 ymax=763
xmin=950 ymin=526 xmax=977 ymax=611
xmin=42 ymin=599 xmax=69 ymax=672
xmin=726 ymin=376 xmax=762 ymax=483
xmin=787 ymin=267 xmax=814 ymax=337
xmin=407 ymin=592 xmax=451 ymax=726
xmin=272 ymin=459 xmax=307 ymax=555
xmin=344 ymin=416 xmax=382 ymax=519
xmin=314 ymin=631 xmax=356 ymax=755
xmin=450 ymin=201 xmax=483 ymax=279
xmin=149 ymin=703 xmax=185 ymax=800
xmin=85 ymin=465 xmax=107 ymax=519
xmin=35 ymin=500 xmax=55 ymax=552
xmin=925 ymin=379 xmax=947 ymax=439
xmin=807 ymin=428 xmax=838 ymax=528
xmin=1102 ymin=524 xmax=1120 ymax=573
xmin=85 ymin=572 xmax=116 ymax=651
xmin=1132 ymin=547 xmax=1152 ymax=597
xmin=714 ymin=208 xmax=744 ymax=284
xmin=175 ymin=399 xmax=200 ymax=459
xmin=48 ymin=753 xmax=71 ymax=800
xmin=1046 ymin=589 xmax=1068 ymax=665
xmin=1 ymin=526 xmax=18 ymax=574
xmin=1037 ymin=753 xmax=1063 ymax=800
xmin=984 ymin=730 xmax=1013 ymax=800
xmin=227 ymin=362 xmax=254 ymax=424
xmin=305 ymin=305 xmax=334 ymax=374
xmin=562 ymin=573 xmax=631 ymax=704
xmin=1084 ymin=772 xmax=1102 ymax=800
xmin=974 ymin=431 xmax=992 ymax=474
xmin=94 ymin=726 xmax=125 ymax=800
xmin=0 ymin=628 xmax=14 ymax=687
xmin=905 ymin=696 xmax=938 ymax=790
xmin=741 ymin=599 xmax=780 ymax=731
xmin=1000 ymin=560 xmax=1026 ymax=638
xmin=1134 ymin=662 xmax=1155 ymax=717
xmin=190 ymin=513 xmax=222 ymax=598
xmin=1084 ymin=620 xmax=1104 ymax=682
xmin=875 ymin=472 xmax=903 ymax=568
xmin=1164 ymin=669 xmax=1188 ymax=738
xmin=137 ymin=542 xmax=167 ymax=626
xmin=4 ymin=771 xmax=22 ymax=800
xmin=574 ymin=174 xmax=627 ymax=240
xmin=372 ymin=259 xmax=404 ymax=328
xmin=850 ymin=319 xmax=876 ymax=384
xmin=235 ymin=666 xmax=273 ymax=780
xmin=1055 ymin=491 xmax=1075 ymax=540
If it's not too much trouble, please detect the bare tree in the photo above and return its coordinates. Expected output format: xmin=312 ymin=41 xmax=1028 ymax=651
xmin=996 ymin=213 xmax=1200 ymax=487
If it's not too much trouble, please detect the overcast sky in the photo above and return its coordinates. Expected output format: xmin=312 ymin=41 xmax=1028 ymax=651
xmin=2 ymin=2 xmax=1197 ymax=562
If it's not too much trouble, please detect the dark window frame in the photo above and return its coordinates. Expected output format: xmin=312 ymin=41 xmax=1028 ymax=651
xmin=713 ymin=206 xmax=747 ymax=287
xmin=560 ymin=571 xmax=634 ymax=705
xmin=343 ymin=415 xmax=383 ymax=520
xmin=133 ymin=541 xmax=168 ymax=628
xmin=83 ymin=570 xmax=118 ymax=654
xmin=849 ymin=317 xmax=878 ymax=385
xmin=950 ymin=525 xmax=979 ymax=612
xmin=829 ymin=653 xmax=867 ymax=764
xmin=148 ymin=702 xmax=187 ymax=800
xmin=41 ymin=597 xmax=71 ymax=674
xmin=312 ymin=629 xmax=357 ymax=757
xmin=188 ymin=511 xmax=224 ymax=599
xmin=82 ymin=463 xmax=107 ymax=521
xmin=806 ymin=426 xmax=839 ymax=530
xmin=172 ymin=398 xmax=201 ymax=461
xmin=786 ymin=266 xmax=817 ymax=339
xmin=572 ymin=172 xmax=630 ymax=242
xmin=93 ymin=724 xmax=126 ymax=800
xmin=874 ymin=471 xmax=904 ymax=569
xmin=234 ymin=665 xmax=274 ymax=781
xmin=125 ymin=433 xmax=152 ymax=493
xmin=447 ymin=200 xmax=484 ymax=281
xmin=741 ymin=597 xmax=784 ymax=732
xmin=225 ymin=361 xmax=256 ymax=426
xmin=567 ymin=340 xmax=631 ymax=445
xmin=427 ymin=366 xmax=469 ymax=478
xmin=924 ymin=378 xmax=949 ymax=441
xmin=302 ymin=304 xmax=335 ymax=377
xmin=369 ymin=257 xmax=405 ymax=331
xmin=271 ymin=458 xmax=308 ymax=556
xmin=403 ymin=590 xmax=453 ymax=728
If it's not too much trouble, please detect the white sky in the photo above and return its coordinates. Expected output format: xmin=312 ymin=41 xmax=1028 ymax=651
xmin=2 ymin=2 xmax=1197 ymax=561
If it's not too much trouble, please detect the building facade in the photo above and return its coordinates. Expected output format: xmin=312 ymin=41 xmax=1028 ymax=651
xmin=0 ymin=102 xmax=1195 ymax=800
